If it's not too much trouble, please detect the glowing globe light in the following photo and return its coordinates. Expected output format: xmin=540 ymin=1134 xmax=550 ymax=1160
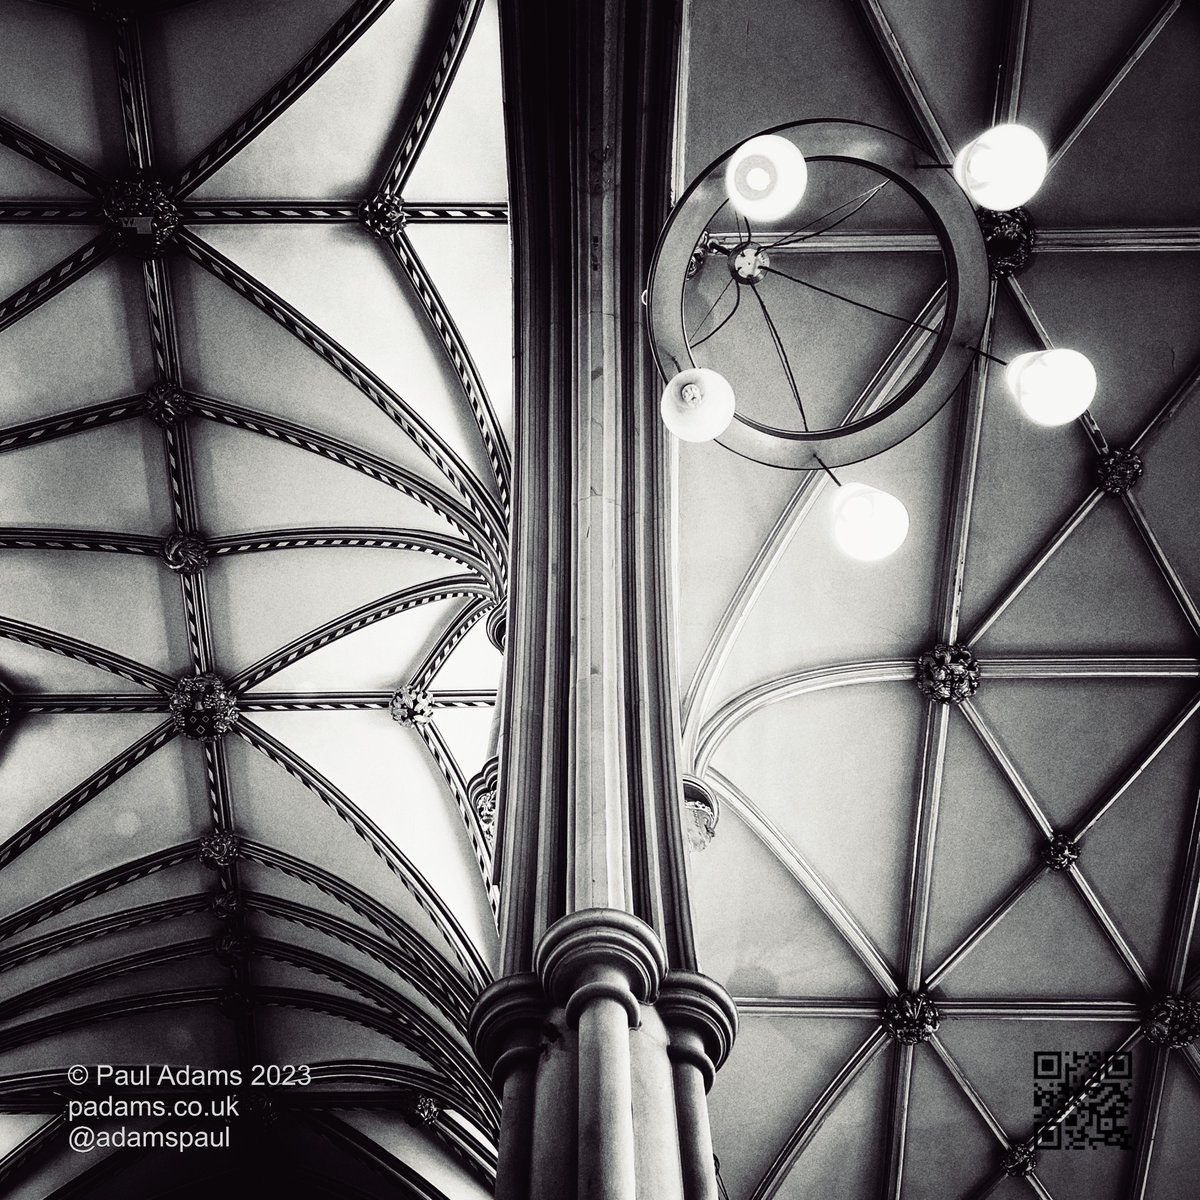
xmin=953 ymin=124 xmax=1048 ymax=211
xmin=832 ymin=483 xmax=910 ymax=561
xmin=660 ymin=367 xmax=735 ymax=442
xmin=724 ymin=134 xmax=808 ymax=222
xmin=1005 ymin=348 xmax=1096 ymax=426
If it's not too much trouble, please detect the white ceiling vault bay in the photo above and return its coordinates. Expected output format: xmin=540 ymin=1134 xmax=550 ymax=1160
xmin=675 ymin=1 xmax=1200 ymax=1198
xmin=0 ymin=0 xmax=509 ymax=1195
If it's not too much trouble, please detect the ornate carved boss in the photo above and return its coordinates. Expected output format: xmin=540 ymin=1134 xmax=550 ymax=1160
xmin=104 ymin=172 xmax=179 ymax=257
xmin=169 ymin=674 xmax=238 ymax=740
xmin=882 ymin=991 xmax=940 ymax=1044
xmin=915 ymin=643 xmax=980 ymax=704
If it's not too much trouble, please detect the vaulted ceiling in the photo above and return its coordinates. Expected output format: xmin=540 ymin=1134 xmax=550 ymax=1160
xmin=0 ymin=0 xmax=509 ymax=1195
xmin=672 ymin=2 xmax=1200 ymax=1198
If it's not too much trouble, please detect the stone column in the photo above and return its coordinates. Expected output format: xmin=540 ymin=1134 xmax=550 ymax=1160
xmin=470 ymin=1 xmax=737 ymax=1197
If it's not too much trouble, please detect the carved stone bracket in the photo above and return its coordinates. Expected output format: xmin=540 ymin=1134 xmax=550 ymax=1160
xmin=104 ymin=172 xmax=180 ymax=257
xmin=468 ymin=756 xmax=499 ymax=846
xmin=1096 ymin=448 xmax=1143 ymax=495
xmin=682 ymin=776 xmax=719 ymax=852
xmin=359 ymin=194 xmax=406 ymax=239
xmin=143 ymin=382 xmax=189 ymax=427
xmin=161 ymin=531 xmax=210 ymax=575
xmin=882 ymin=991 xmax=940 ymax=1044
xmin=198 ymin=831 xmax=242 ymax=870
xmin=389 ymin=685 xmax=434 ymax=727
xmin=1001 ymin=1143 xmax=1037 ymax=1178
xmin=916 ymin=643 xmax=980 ymax=704
xmin=169 ymin=674 xmax=238 ymax=739
xmin=1042 ymin=832 xmax=1080 ymax=871
xmin=977 ymin=207 xmax=1036 ymax=278
xmin=1142 ymin=995 xmax=1200 ymax=1048
xmin=536 ymin=908 xmax=669 ymax=1027
xmin=217 ymin=987 xmax=251 ymax=1019
xmin=486 ymin=599 xmax=508 ymax=653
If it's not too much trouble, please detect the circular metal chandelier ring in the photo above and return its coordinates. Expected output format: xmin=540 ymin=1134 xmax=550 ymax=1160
xmin=646 ymin=119 xmax=991 ymax=468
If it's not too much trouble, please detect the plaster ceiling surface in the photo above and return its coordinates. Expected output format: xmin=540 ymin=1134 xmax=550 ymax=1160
xmin=674 ymin=1 xmax=1200 ymax=1197
xmin=0 ymin=0 xmax=510 ymax=1195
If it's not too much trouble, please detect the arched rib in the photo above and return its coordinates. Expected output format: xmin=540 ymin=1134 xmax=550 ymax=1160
xmin=1048 ymin=1 xmax=1180 ymax=173
xmin=682 ymin=288 xmax=947 ymax=755
xmin=378 ymin=0 xmax=484 ymax=192
xmin=695 ymin=660 xmax=914 ymax=776
xmin=242 ymin=839 xmax=477 ymax=1011
xmin=0 ymin=232 xmax=117 ymax=335
xmin=386 ymin=230 xmax=510 ymax=508
xmin=0 ymin=528 xmax=162 ymax=555
xmin=176 ymin=231 xmax=507 ymax=553
xmin=415 ymin=719 xmax=497 ymax=919
xmin=750 ymin=1024 xmax=889 ymax=1200
xmin=0 ymin=203 xmax=103 ymax=223
xmin=170 ymin=0 xmax=399 ymax=196
xmin=411 ymin=595 xmax=491 ymax=689
xmin=0 ymin=396 xmax=143 ymax=452
xmin=0 ymin=843 xmax=199 ymax=941
xmin=0 ymin=615 xmax=175 ymax=692
xmin=248 ymin=891 xmax=472 ymax=1026
xmin=189 ymin=392 xmax=502 ymax=584
xmin=707 ymin=770 xmax=899 ymax=992
xmin=208 ymin=526 xmax=490 ymax=577
xmin=234 ymin=717 xmax=491 ymax=988
xmin=0 ymin=895 xmax=206 ymax=973
xmin=0 ymin=114 xmax=106 ymax=195
xmin=0 ymin=720 xmax=177 ymax=872
xmin=231 ymin=574 xmax=492 ymax=691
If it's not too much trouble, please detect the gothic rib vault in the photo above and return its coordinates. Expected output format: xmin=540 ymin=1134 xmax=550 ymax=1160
xmin=0 ymin=0 xmax=509 ymax=1194
xmin=674 ymin=1 xmax=1200 ymax=1197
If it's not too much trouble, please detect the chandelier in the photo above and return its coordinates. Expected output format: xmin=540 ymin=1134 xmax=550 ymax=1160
xmin=646 ymin=120 xmax=1095 ymax=560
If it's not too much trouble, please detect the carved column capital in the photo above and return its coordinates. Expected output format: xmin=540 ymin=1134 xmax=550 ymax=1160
xmin=535 ymin=908 xmax=668 ymax=1027
xmin=658 ymin=970 xmax=738 ymax=1090
xmin=468 ymin=972 xmax=546 ymax=1086
xmin=468 ymin=755 xmax=500 ymax=846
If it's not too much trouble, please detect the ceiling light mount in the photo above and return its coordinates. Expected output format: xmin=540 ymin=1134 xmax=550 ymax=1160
xmin=977 ymin=207 xmax=1036 ymax=278
xmin=104 ymin=172 xmax=179 ymax=258
xmin=728 ymin=241 xmax=769 ymax=286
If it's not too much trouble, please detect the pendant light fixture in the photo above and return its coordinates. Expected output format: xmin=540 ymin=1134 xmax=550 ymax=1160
xmin=724 ymin=134 xmax=808 ymax=222
xmin=831 ymin=483 xmax=910 ymax=561
xmin=1004 ymin=348 xmax=1097 ymax=426
xmin=660 ymin=367 xmax=736 ymax=442
xmin=952 ymin=123 xmax=1048 ymax=211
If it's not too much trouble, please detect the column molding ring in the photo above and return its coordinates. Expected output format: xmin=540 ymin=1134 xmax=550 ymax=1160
xmin=659 ymin=970 xmax=739 ymax=1091
xmin=535 ymin=908 xmax=669 ymax=1027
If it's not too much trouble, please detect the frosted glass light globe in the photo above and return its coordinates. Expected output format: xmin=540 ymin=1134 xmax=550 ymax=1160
xmin=832 ymin=484 xmax=910 ymax=561
xmin=660 ymin=367 xmax=736 ymax=442
xmin=725 ymin=134 xmax=808 ymax=222
xmin=1005 ymin=348 xmax=1096 ymax=425
xmin=953 ymin=124 xmax=1048 ymax=211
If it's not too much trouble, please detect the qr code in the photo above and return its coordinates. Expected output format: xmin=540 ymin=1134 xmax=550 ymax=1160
xmin=1033 ymin=1051 xmax=1132 ymax=1150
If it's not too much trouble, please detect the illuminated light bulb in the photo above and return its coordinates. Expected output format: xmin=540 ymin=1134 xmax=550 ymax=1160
xmin=1005 ymin=348 xmax=1096 ymax=426
xmin=953 ymin=124 xmax=1048 ymax=211
xmin=724 ymin=134 xmax=808 ymax=222
xmin=660 ymin=367 xmax=735 ymax=442
xmin=832 ymin=483 xmax=910 ymax=561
